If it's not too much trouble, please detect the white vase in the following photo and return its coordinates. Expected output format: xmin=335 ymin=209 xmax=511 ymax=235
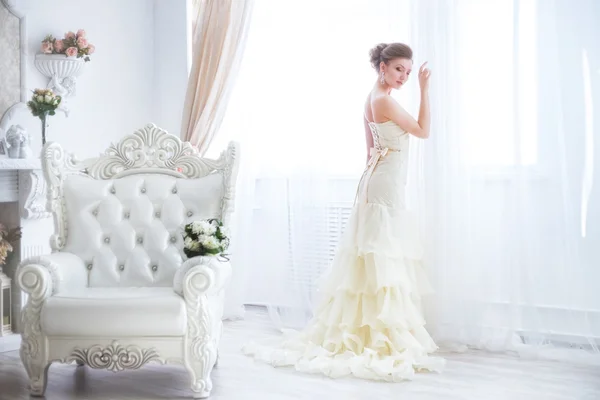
xmin=34 ymin=53 xmax=87 ymax=98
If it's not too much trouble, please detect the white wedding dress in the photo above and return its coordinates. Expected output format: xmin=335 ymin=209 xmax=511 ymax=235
xmin=243 ymin=120 xmax=445 ymax=381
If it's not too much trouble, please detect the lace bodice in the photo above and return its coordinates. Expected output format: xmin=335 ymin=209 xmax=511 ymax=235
xmin=368 ymin=120 xmax=409 ymax=152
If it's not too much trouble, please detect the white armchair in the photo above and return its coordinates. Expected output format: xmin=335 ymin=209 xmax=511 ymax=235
xmin=16 ymin=124 xmax=239 ymax=398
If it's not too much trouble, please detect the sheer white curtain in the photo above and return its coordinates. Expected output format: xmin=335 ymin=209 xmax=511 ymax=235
xmin=213 ymin=0 xmax=600 ymax=361
xmin=410 ymin=0 xmax=600 ymax=361
xmin=209 ymin=0 xmax=413 ymax=327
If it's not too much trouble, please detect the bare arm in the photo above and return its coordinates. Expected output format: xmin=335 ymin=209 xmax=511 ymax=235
xmin=373 ymin=62 xmax=432 ymax=139
xmin=417 ymin=89 xmax=430 ymax=138
xmin=363 ymin=117 xmax=374 ymax=163
xmin=375 ymin=95 xmax=430 ymax=139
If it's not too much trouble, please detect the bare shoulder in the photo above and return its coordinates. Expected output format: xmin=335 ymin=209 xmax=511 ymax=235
xmin=372 ymin=94 xmax=398 ymax=109
xmin=371 ymin=94 xmax=402 ymax=121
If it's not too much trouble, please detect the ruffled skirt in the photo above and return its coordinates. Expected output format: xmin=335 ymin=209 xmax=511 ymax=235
xmin=243 ymin=157 xmax=445 ymax=381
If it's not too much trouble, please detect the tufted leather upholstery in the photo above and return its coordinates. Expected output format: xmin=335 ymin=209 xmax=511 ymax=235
xmin=16 ymin=125 xmax=239 ymax=398
xmin=62 ymin=173 xmax=223 ymax=287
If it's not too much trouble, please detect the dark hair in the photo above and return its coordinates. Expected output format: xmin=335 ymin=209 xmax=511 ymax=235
xmin=369 ymin=43 xmax=413 ymax=71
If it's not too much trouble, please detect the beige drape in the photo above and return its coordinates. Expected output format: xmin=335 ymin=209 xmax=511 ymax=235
xmin=181 ymin=0 xmax=253 ymax=154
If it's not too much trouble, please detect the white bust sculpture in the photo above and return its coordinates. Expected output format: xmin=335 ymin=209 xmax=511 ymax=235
xmin=5 ymin=125 xmax=32 ymax=159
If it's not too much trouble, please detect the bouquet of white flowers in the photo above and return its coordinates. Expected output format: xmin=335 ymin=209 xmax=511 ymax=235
xmin=183 ymin=219 xmax=230 ymax=259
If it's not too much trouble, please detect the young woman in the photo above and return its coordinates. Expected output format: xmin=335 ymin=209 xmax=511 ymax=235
xmin=244 ymin=42 xmax=444 ymax=381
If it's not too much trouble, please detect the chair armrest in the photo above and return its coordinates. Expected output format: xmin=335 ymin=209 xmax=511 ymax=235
xmin=173 ymin=256 xmax=232 ymax=297
xmin=17 ymin=252 xmax=88 ymax=296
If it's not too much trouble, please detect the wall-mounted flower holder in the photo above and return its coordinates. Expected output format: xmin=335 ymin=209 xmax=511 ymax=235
xmin=34 ymin=54 xmax=86 ymax=116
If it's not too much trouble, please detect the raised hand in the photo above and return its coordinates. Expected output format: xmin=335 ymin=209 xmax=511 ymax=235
xmin=418 ymin=61 xmax=431 ymax=91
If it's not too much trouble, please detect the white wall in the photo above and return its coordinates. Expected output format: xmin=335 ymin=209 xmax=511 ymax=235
xmin=4 ymin=0 xmax=191 ymax=156
xmin=13 ymin=0 xmax=156 ymax=158
xmin=152 ymin=0 xmax=190 ymax=137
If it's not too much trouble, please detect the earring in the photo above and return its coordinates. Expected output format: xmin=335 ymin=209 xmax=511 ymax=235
xmin=380 ymin=72 xmax=385 ymax=85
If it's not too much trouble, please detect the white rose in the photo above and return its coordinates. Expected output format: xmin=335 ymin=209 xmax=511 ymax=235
xmin=199 ymin=221 xmax=216 ymax=235
xmin=44 ymin=95 xmax=52 ymax=103
xmin=191 ymin=221 xmax=204 ymax=235
xmin=37 ymin=95 xmax=44 ymax=102
xmin=184 ymin=237 xmax=200 ymax=251
xmin=202 ymin=236 xmax=220 ymax=250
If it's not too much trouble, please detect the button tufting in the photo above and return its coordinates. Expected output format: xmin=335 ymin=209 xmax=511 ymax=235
xmin=87 ymin=264 xmax=93 ymax=270
xmin=170 ymin=236 xmax=177 ymax=243
xmin=172 ymin=187 xmax=178 ymax=194
xmin=151 ymin=265 xmax=158 ymax=272
xmin=124 ymin=212 xmax=130 ymax=219
xmin=110 ymin=187 xmax=116 ymax=194
xmin=119 ymin=264 xmax=125 ymax=271
xmin=155 ymin=211 xmax=161 ymax=218
xmin=137 ymin=237 xmax=143 ymax=244
xmin=187 ymin=211 xmax=193 ymax=217
xmin=104 ymin=237 xmax=110 ymax=244
xmin=141 ymin=188 xmax=146 ymax=193
xmin=92 ymin=209 xmax=98 ymax=216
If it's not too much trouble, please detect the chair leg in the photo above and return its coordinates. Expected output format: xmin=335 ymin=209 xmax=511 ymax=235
xmin=185 ymin=348 xmax=217 ymax=399
xmin=20 ymin=345 xmax=51 ymax=397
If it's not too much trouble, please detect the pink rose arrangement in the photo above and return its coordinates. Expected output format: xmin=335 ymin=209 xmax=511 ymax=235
xmin=40 ymin=29 xmax=95 ymax=62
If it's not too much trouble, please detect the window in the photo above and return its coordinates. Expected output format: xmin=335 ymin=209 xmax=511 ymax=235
xmin=458 ymin=0 xmax=538 ymax=167
xmin=214 ymin=0 xmax=413 ymax=177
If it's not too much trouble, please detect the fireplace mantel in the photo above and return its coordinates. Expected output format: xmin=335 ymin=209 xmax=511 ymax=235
xmin=0 ymin=160 xmax=52 ymax=352
xmin=0 ymin=159 xmax=51 ymax=219
xmin=0 ymin=158 xmax=41 ymax=170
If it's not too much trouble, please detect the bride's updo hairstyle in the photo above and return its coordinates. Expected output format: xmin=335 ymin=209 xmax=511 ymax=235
xmin=369 ymin=43 xmax=413 ymax=71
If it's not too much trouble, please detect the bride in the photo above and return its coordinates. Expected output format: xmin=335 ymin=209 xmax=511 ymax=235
xmin=243 ymin=42 xmax=445 ymax=381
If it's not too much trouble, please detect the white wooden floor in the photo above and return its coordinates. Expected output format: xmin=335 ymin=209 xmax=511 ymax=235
xmin=0 ymin=307 xmax=599 ymax=400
